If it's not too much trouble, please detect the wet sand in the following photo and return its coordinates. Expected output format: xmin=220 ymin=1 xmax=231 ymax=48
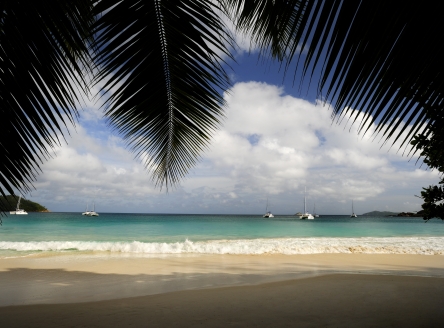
xmin=1 ymin=253 xmax=444 ymax=326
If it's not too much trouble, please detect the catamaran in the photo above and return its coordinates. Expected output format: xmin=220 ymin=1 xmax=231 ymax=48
xmin=350 ymin=200 xmax=357 ymax=218
xmin=87 ymin=202 xmax=99 ymax=217
xmin=299 ymin=187 xmax=314 ymax=220
xmin=82 ymin=203 xmax=91 ymax=216
xmin=10 ymin=195 xmax=28 ymax=215
xmin=263 ymin=198 xmax=274 ymax=218
xmin=313 ymin=203 xmax=320 ymax=218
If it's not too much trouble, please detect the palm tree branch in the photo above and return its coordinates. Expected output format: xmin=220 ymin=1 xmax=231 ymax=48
xmin=226 ymin=1 xmax=444 ymax=153
xmin=0 ymin=0 xmax=94 ymax=199
xmin=93 ymin=0 xmax=233 ymax=189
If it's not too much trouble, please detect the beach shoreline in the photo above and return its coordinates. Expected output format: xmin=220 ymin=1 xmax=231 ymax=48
xmin=2 ymin=272 xmax=444 ymax=327
xmin=2 ymin=253 xmax=444 ymax=326
xmin=1 ymin=253 xmax=444 ymax=306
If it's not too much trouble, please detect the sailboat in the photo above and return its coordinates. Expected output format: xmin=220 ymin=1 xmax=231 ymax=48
xmin=263 ymin=198 xmax=274 ymax=218
xmin=87 ymin=202 xmax=99 ymax=216
xmin=82 ymin=203 xmax=91 ymax=216
xmin=10 ymin=195 xmax=28 ymax=215
xmin=350 ymin=200 xmax=357 ymax=218
xmin=299 ymin=187 xmax=314 ymax=220
xmin=313 ymin=203 xmax=320 ymax=218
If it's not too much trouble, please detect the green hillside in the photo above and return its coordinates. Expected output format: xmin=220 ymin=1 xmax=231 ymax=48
xmin=361 ymin=211 xmax=399 ymax=216
xmin=0 ymin=195 xmax=48 ymax=212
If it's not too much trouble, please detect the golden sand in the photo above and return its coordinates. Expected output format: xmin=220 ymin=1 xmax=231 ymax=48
xmin=1 ymin=253 xmax=444 ymax=326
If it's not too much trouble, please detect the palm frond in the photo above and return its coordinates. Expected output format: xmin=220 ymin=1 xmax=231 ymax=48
xmin=93 ymin=0 xmax=233 ymax=189
xmin=0 ymin=0 xmax=94 ymax=203
xmin=226 ymin=0 xmax=444 ymax=150
xmin=3 ymin=0 xmax=443 ymax=197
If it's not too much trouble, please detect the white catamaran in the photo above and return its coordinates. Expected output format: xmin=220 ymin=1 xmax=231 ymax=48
xmin=263 ymin=198 xmax=274 ymax=218
xmin=82 ymin=203 xmax=91 ymax=216
xmin=10 ymin=195 xmax=28 ymax=215
xmin=87 ymin=202 xmax=99 ymax=217
xmin=299 ymin=187 xmax=314 ymax=220
xmin=350 ymin=200 xmax=357 ymax=218
xmin=313 ymin=203 xmax=320 ymax=218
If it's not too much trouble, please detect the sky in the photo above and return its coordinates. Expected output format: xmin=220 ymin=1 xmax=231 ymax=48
xmin=21 ymin=18 xmax=439 ymax=215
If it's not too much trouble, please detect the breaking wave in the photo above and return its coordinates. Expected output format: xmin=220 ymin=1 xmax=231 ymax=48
xmin=1 ymin=237 xmax=444 ymax=255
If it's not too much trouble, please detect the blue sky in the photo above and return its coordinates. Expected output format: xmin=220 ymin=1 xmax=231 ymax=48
xmin=22 ymin=24 xmax=439 ymax=215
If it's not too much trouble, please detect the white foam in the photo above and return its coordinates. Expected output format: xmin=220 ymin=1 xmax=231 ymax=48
xmin=1 ymin=237 xmax=444 ymax=255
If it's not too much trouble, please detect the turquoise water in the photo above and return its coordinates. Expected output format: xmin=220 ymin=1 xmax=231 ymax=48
xmin=1 ymin=212 xmax=444 ymax=256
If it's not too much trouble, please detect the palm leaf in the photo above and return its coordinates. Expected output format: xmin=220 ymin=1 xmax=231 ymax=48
xmin=92 ymin=0 xmax=233 ymax=188
xmin=0 ymin=0 xmax=93 ymax=206
xmin=3 ymin=0 xmax=443 ymax=199
xmin=226 ymin=0 xmax=444 ymax=151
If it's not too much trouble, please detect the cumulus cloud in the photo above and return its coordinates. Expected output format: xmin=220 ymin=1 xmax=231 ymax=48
xmin=31 ymin=125 xmax=160 ymax=212
xmin=29 ymin=81 xmax=439 ymax=215
xmin=181 ymin=81 xmax=439 ymax=213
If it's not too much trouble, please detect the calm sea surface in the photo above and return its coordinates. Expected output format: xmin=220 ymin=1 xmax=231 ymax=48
xmin=1 ymin=212 xmax=444 ymax=257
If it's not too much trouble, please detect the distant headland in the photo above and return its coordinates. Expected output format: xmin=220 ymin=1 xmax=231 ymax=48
xmin=362 ymin=210 xmax=425 ymax=217
xmin=0 ymin=195 xmax=49 ymax=212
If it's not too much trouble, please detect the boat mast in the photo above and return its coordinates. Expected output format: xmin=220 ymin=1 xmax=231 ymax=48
xmin=352 ymin=200 xmax=354 ymax=214
xmin=304 ymin=187 xmax=306 ymax=213
xmin=17 ymin=195 xmax=21 ymax=211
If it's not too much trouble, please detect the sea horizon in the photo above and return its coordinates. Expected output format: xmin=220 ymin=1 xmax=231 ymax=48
xmin=4 ymin=211 xmax=420 ymax=216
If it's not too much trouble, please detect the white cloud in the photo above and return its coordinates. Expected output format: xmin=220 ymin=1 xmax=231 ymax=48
xmin=180 ymin=81 xmax=439 ymax=213
xmin=27 ymin=81 xmax=439 ymax=215
xmin=31 ymin=125 xmax=160 ymax=212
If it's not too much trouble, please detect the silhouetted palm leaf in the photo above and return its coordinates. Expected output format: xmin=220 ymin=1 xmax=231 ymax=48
xmin=2 ymin=0 xmax=443 ymax=203
xmin=0 ymin=0 xmax=93 ymax=204
xmin=226 ymin=0 xmax=444 ymax=151
xmin=92 ymin=0 xmax=233 ymax=188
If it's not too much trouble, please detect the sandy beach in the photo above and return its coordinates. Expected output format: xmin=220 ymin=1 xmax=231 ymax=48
xmin=1 ymin=253 xmax=444 ymax=326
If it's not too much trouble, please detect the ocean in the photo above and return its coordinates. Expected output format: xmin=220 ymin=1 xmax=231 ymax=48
xmin=1 ymin=212 xmax=444 ymax=258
